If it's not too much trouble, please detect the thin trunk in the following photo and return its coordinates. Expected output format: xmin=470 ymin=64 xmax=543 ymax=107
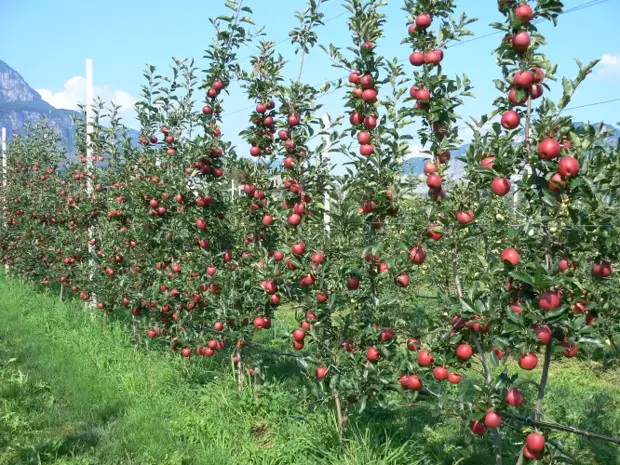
xmin=59 ymin=284 xmax=64 ymax=302
xmin=453 ymin=245 xmax=501 ymax=464
xmin=334 ymin=393 xmax=348 ymax=437
xmin=535 ymin=342 xmax=553 ymax=420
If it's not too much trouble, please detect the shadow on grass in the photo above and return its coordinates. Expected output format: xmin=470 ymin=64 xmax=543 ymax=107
xmin=20 ymin=429 xmax=100 ymax=464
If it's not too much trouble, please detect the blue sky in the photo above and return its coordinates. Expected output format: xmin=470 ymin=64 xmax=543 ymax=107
xmin=3 ymin=0 xmax=619 ymax=164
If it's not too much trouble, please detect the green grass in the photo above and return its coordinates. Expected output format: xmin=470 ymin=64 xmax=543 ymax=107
xmin=0 ymin=276 xmax=618 ymax=465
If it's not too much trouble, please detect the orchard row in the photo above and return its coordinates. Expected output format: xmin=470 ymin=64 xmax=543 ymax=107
xmin=1 ymin=0 xmax=618 ymax=463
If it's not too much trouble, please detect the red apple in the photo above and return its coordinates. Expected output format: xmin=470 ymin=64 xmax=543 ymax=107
xmin=505 ymin=387 xmax=524 ymax=406
xmin=501 ymin=110 xmax=520 ymax=129
xmin=501 ymin=248 xmax=520 ymax=267
xmin=519 ymin=352 xmax=538 ymax=370
xmin=526 ymin=433 xmax=545 ymax=453
xmin=558 ymin=156 xmax=579 ymax=177
xmin=456 ymin=343 xmax=473 ymax=362
xmin=470 ymin=420 xmax=487 ymax=435
xmin=538 ymin=138 xmax=561 ymax=160
xmin=417 ymin=349 xmax=434 ymax=366
xmin=516 ymin=3 xmax=534 ymax=24
xmin=538 ymin=291 xmax=561 ymax=311
xmin=433 ymin=366 xmax=449 ymax=381
xmin=492 ymin=178 xmax=511 ymax=196
xmin=367 ymin=346 xmax=380 ymax=361
xmin=484 ymin=412 xmax=502 ymax=429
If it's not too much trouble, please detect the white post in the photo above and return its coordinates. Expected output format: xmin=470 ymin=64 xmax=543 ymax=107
xmin=85 ymin=59 xmax=96 ymax=309
xmin=1 ymin=127 xmax=7 ymax=273
xmin=231 ymin=178 xmax=235 ymax=200
xmin=321 ymin=114 xmax=331 ymax=240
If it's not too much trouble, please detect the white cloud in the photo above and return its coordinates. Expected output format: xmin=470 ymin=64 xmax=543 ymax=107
xmin=36 ymin=76 xmax=137 ymax=122
xmin=405 ymin=143 xmax=429 ymax=160
xmin=593 ymin=54 xmax=620 ymax=82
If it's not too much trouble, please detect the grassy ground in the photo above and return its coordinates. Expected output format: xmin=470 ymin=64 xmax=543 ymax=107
xmin=0 ymin=277 xmax=618 ymax=465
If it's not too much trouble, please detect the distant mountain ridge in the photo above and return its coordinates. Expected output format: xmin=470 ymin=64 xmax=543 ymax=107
xmin=0 ymin=59 xmax=83 ymax=156
xmin=0 ymin=59 xmax=140 ymax=160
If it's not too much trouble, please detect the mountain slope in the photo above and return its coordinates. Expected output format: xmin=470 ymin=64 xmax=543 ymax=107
xmin=0 ymin=59 xmax=82 ymax=156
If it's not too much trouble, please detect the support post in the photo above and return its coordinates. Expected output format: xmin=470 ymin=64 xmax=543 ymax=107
xmin=321 ymin=114 xmax=331 ymax=243
xmin=85 ymin=59 xmax=96 ymax=310
xmin=1 ymin=127 xmax=7 ymax=274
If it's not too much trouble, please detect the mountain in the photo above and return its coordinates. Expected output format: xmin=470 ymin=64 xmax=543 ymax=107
xmin=0 ymin=60 xmax=139 ymax=160
xmin=0 ymin=60 xmax=83 ymax=156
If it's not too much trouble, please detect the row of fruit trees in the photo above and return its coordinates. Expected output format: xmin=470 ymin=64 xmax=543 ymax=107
xmin=1 ymin=0 xmax=619 ymax=463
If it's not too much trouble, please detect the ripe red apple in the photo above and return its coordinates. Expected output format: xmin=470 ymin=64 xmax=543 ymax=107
xmin=362 ymin=89 xmax=378 ymax=102
xmin=311 ymin=252 xmax=324 ymax=264
xmin=291 ymin=243 xmax=306 ymax=255
xmin=424 ymin=161 xmax=437 ymax=175
xmin=415 ymin=13 xmax=432 ymax=29
xmin=427 ymin=224 xmax=443 ymax=241
xmin=395 ymin=274 xmax=409 ymax=288
xmin=433 ymin=366 xmax=449 ymax=381
xmin=526 ymin=433 xmax=545 ymax=453
xmin=523 ymin=445 xmax=542 ymax=460
xmin=315 ymin=366 xmax=328 ymax=379
xmin=347 ymin=276 xmax=360 ymax=290
xmin=501 ymin=110 xmax=520 ymax=129
xmin=514 ymin=70 xmax=534 ymax=88
xmin=558 ymin=258 xmax=573 ymax=272
xmin=363 ymin=115 xmax=377 ymax=129
xmin=409 ymin=246 xmax=427 ymax=265
xmin=349 ymin=72 xmax=360 ymax=83
xmin=512 ymin=31 xmax=531 ymax=52
xmin=409 ymin=52 xmax=425 ymax=66
xmin=360 ymin=74 xmax=374 ymax=89
xmin=505 ymin=387 xmax=524 ymax=406
xmin=360 ymin=144 xmax=374 ymax=156
xmin=549 ymin=172 xmax=566 ymax=191
xmin=592 ymin=260 xmax=612 ymax=278
xmin=492 ymin=177 xmax=511 ymax=196
xmin=484 ymin=412 xmax=502 ymax=429
xmin=288 ymin=114 xmax=300 ymax=126
xmin=262 ymin=215 xmax=273 ymax=226
xmin=423 ymin=51 xmax=439 ymax=66
xmin=470 ymin=420 xmax=487 ymax=435
xmin=417 ymin=349 xmax=434 ymax=366
xmin=407 ymin=375 xmax=422 ymax=391
xmin=214 ymin=321 xmax=223 ymax=331
xmin=563 ymin=341 xmax=578 ymax=357
xmin=456 ymin=343 xmax=473 ymax=362
xmin=456 ymin=210 xmax=475 ymax=224
xmin=447 ymin=372 xmax=461 ymax=384
xmin=181 ymin=348 xmax=192 ymax=358
xmin=292 ymin=329 xmax=305 ymax=341
xmin=407 ymin=338 xmax=421 ymax=351
xmin=533 ymin=324 xmax=552 ymax=345
xmin=538 ymin=291 xmax=561 ymax=311
xmin=480 ymin=156 xmax=495 ymax=168
xmin=516 ymin=3 xmax=534 ymax=24
xmin=531 ymin=67 xmax=545 ymax=83
xmin=416 ymin=89 xmax=431 ymax=101
xmin=288 ymin=214 xmax=301 ymax=226
xmin=357 ymin=131 xmax=371 ymax=144
xmin=367 ymin=346 xmax=380 ymax=362
xmin=427 ymin=174 xmax=442 ymax=189
xmin=530 ymin=84 xmax=544 ymax=100
xmin=558 ymin=156 xmax=579 ymax=177
xmin=519 ymin=352 xmax=538 ymax=370
xmin=538 ymin=138 xmax=561 ymax=160
xmin=501 ymin=248 xmax=520 ymax=267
